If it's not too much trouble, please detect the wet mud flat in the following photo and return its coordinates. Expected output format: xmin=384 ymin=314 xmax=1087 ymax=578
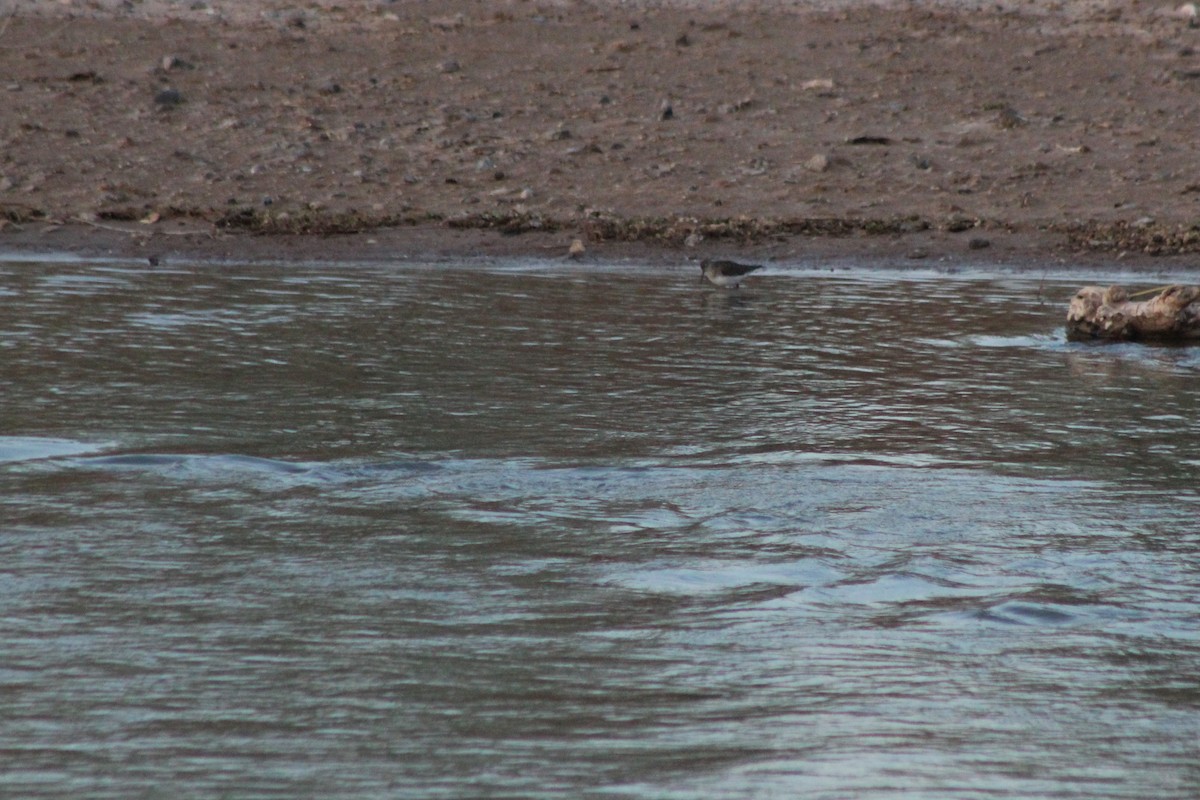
xmin=3 ymin=0 xmax=1200 ymax=265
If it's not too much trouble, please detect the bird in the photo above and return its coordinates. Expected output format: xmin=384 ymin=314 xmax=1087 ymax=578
xmin=700 ymin=259 xmax=763 ymax=289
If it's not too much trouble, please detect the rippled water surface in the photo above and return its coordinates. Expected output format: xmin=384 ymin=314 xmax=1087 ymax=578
xmin=2 ymin=256 xmax=1199 ymax=798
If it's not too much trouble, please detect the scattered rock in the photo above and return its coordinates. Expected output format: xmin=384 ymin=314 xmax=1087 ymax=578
xmin=968 ymin=237 xmax=991 ymax=249
xmin=161 ymin=55 xmax=195 ymax=71
xmin=804 ymin=154 xmax=830 ymax=172
xmin=154 ymin=87 xmax=184 ymax=109
xmin=846 ymin=135 xmax=893 ymax=145
xmin=718 ymin=96 xmax=754 ymax=114
xmin=945 ymin=215 xmax=977 ymax=232
xmin=430 ymin=13 xmax=465 ymax=31
xmin=567 ymin=238 xmax=586 ymax=259
xmin=438 ymin=59 xmax=461 ymax=74
xmin=660 ymin=100 xmax=674 ymax=120
xmin=995 ymin=106 xmax=1025 ymax=129
xmin=566 ymin=142 xmax=603 ymax=155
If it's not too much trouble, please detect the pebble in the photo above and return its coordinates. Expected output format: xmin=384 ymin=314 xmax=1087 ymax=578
xmin=945 ymin=215 xmax=976 ymax=233
xmin=568 ymin=239 xmax=586 ymax=259
xmin=154 ymin=87 xmax=184 ymax=108
xmin=804 ymin=154 xmax=829 ymax=172
xmin=718 ymin=97 xmax=754 ymax=114
xmin=846 ymin=135 xmax=892 ymax=145
xmin=968 ymin=237 xmax=991 ymax=250
xmin=439 ymin=60 xmax=461 ymax=74
xmin=430 ymin=13 xmax=465 ymax=31
xmin=161 ymin=55 xmax=194 ymax=71
xmin=995 ymin=106 xmax=1025 ymax=129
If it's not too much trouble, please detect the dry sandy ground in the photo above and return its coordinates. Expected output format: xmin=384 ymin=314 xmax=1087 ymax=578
xmin=2 ymin=0 xmax=1200 ymax=264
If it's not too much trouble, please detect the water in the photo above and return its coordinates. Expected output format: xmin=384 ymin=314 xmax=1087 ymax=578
xmin=2 ymin=255 xmax=1199 ymax=799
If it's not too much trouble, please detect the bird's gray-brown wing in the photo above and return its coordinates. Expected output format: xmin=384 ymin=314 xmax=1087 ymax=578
xmin=708 ymin=260 xmax=762 ymax=276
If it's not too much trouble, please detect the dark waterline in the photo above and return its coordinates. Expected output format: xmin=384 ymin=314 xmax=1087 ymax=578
xmin=2 ymin=257 xmax=1199 ymax=798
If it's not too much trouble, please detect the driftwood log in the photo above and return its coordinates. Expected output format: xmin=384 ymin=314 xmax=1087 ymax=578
xmin=1066 ymin=285 xmax=1200 ymax=341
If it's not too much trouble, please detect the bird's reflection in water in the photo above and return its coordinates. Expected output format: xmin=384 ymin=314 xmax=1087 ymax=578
xmin=701 ymin=288 xmax=759 ymax=312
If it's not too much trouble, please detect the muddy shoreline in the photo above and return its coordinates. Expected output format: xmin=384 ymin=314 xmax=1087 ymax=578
xmin=3 ymin=0 xmax=1200 ymax=267
xmin=5 ymin=218 xmax=1196 ymax=275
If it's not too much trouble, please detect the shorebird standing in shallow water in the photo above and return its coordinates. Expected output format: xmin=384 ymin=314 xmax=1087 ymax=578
xmin=700 ymin=259 xmax=763 ymax=289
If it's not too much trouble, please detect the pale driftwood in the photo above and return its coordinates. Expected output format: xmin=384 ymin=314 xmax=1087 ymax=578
xmin=1067 ymin=285 xmax=1200 ymax=341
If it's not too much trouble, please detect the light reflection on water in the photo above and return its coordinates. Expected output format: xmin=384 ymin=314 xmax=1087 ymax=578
xmin=1 ymin=257 xmax=1199 ymax=799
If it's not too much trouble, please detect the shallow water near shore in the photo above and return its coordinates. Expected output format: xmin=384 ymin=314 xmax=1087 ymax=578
xmin=2 ymin=255 xmax=1199 ymax=799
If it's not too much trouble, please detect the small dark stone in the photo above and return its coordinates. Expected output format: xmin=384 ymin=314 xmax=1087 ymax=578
xmin=968 ymin=237 xmax=991 ymax=250
xmin=154 ymin=87 xmax=184 ymax=108
xmin=847 ymin=135 xmax=893 ymax=145
xmin=661 ymin=104 xmax=674 ymax=121
xmin=161 ymin=55 xmax=195 ymax=71
xmin=945 ymin=216 xmax=976 ymax=233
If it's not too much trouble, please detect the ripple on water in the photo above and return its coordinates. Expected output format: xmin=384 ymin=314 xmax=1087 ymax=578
xmin=3 ymin=262 xmax=1200 ymax=799
xmin=0 ymin=436 xmax=112 ymax=464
